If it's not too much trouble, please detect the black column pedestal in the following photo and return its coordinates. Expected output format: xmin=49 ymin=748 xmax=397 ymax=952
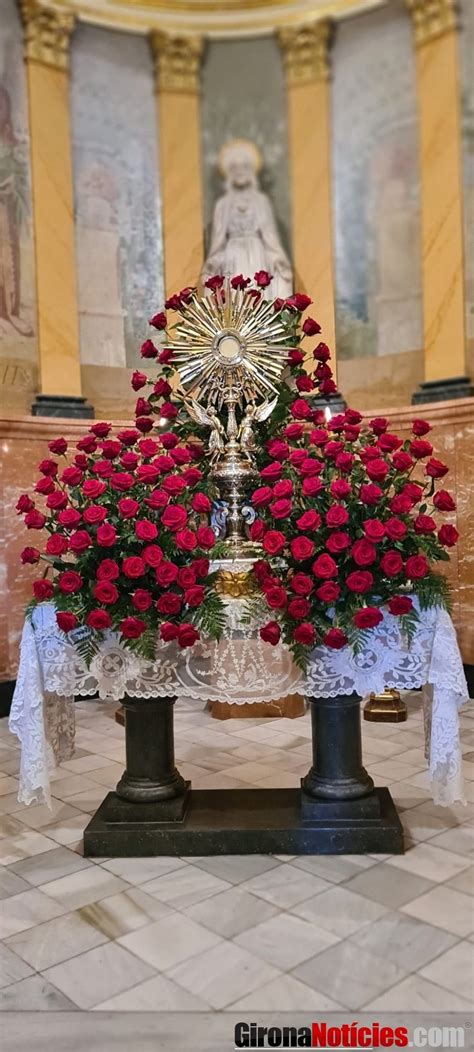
xmin=83 ymin=692 xmax=403 ymax=857
xmin=411 ymin=376 xmax=473 ymax=404
xmin=31 ymin=394 xmax=94 ymax=418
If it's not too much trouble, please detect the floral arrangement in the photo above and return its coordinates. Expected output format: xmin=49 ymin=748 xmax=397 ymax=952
xmin=18 ymin=271 xmax=458 ymax=666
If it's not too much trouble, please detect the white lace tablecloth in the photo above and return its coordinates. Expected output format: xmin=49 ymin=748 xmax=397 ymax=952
xmin=9 ymin=602 xmax=469 ymax=808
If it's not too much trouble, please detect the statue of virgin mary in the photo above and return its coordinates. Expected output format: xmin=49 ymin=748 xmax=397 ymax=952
xmin=202 ymin=139 xmax=292 ymax=299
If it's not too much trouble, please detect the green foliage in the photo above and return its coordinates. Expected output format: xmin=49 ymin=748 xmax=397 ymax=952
xmin=192 ymin=591 xmax=227 ymax=640
xmin=415 ymin=572 xmax=452 ymax=614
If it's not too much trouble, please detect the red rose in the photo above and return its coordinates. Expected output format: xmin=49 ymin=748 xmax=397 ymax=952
xmin=290 ymin=449 xmax=306 ymax=467
xmin=144 ymin=489 xmax=169 ymax=510
xmin=58 ymin=570 xmax=82 ymax=593
xmin=24 ymin=510 xmax=46 ymax=529
xmin=135 ymin=397 xmax=152 ymax=418
xmin=122 ymin=556 xmax=145 ymax=578
xmin=254 ymin=269 xmax=272 ymax=287
xmin=142 ymin=545 xmax=163 ymax=567
xmin=323 ymin=628 xmax=347 ymax=650
xmin=260 ymin=462 xmax=282 ymax=482
xmin=96 ymin=560 xmax=119 ymax=580
xmin=177 ymin=623 xmax=200 ymax=649
xmin=93 ymin=460 xmax=112 ymax=479
xmin=273 ymin=479 xmax=293 ymax=498
xmin=184 ymin=585 xmax=205 ymax=608
xmin=259 ymin=621 xmax=281 ymax=646
xmin=192 ymin=557 xmax=209 ymax=578
xmin=183 ymin=467 xmax=202 ymax=485
xmin=35 ymin=477 xmax=55 ymax=496
xmin=296 ymin=510 xmax=321 ymax=531
xmin=132 ymin=589 xmax=153 ymax=612
xmin=154 ymin=380 xmax=173 ymax=399
xmin=380 ymin=550 xmax=403 ymax=576
xmin=392 ymin=451 xmax=413 ymax=472
xmin=205 ymin=275 xmax=225 ymax=291
xmin=57 ymin=508 xmax=81 ymax=528
xmin=405 ymin=554 xmax=429 ymax=579
xmin=251 ymin=487 xmax=271 ymax=509
xmin=312 ymin=342 xmax=331 ymax=362
xmin=438 ymin=524 xmax=459 ymax=547
xmin=316 ymin=581 xmax=340 ymax=602
xmin=176 ymin=567 xmax=196 ymax=588
xmin=136 ymin=465 xmax=161 ymax=486
xmin=149 ymin=310 xmax=167 ymax=330
xmin=412 ymin=419 xmax=432 ymax=436
xmin=96 ymin=524 xmax=117 ymax=548
xmin=385 ymin=517 xmax=407 ymax=540
xmin=156 ymin=592 xmax=182 ymax=615
xmin=175 ymin=529 xmax=198 ymax=551
xmin=101 ymin=439 xmax=122 ymax=460
xmin=287 ymin=348 xmax=305 ymax=366
xmin=60 ymin=467 xmax=83 ymax=487
xmin=109 ymin=472 xmax=134 ymax=492
xmin=230 ymin=274 xmax=250 ymax=290
xmin=93 ymin=581 xmax=118 ymax=604
xmin=76 ymin=435 xmax=97 ymax=453
xmin=296 ymin=374 xmax=314 ymax=393
xmin=249 ymin=520 xmax=265 ymax=541
xmin=335 ymin=452 xmax=354 ymax=473
xmin=45 ymin=534 xmax=68 ymax=556
xmin=378 ymin=433 xmax=402 ymax=453
xmin=363 ymin=520 xmax=385 ymax=542
xmin=191 ymin=493 xmax=211 ymax=514
xmin=161 ymin=505 xmax=187 ymax=531
xmin=21 ymin=546 xmax=40 ymax=564
xmin=283 ymin=422 xmax=304 ymax=440
xmin=158 ymin=348 xmax=173 ymax=365
xmin=135 ymin=520 xmax=158 ymax=542
xmin=300 ymin=457 xmax=323 ymax=477
xmin=116 ymin=498 xmax=138 ymax=520
xmin=131 ymin=370 xmax=148 ymax=391
xmin=196 ymin=526 xmax=215 ymax=549
xmin=388 ymin=595 xmax=413 ymax=616
xmin=302 ymin=317 xmax=321 ymax=336
xmin=290 ymin=537 xmax=314 ymax=561
xmin=33 ymin=579 xmax=54 ymax=602
xmin=352 ymin=539 xmax=377 ymax=566
xmin=119 ymin=616 xmax=146 ymax=638
xmin=426 ymin=458 xmax=449 ymax=479
xmin=82 ymin=505 xmax=107 ymax=526
xmin=365 ymin=459 xmax=389 ymax=482
xmin=17 ymin=494 xmax=34 ymax=513
xmin=262 ymin=530 xmax=286 ymax=556
xmin=90 ymin=422 xmax=112 ymax=438
xmin=265 ymin=585 xmax=287 ymax=610
xmin=267 ymin=439 xmax=289 ymax=461
xmin=326 ymin=505 xmax=349 ymax=528
xmin=290 ymin=398 xmax=311 ymax=420
xmin=302 ymin=477 xmax=323 ymax=497
xmin=433 ymin=490 xmax=456 ymax=512
xmin=140 ymin=339 xmax=157 ymax=359
xmin=82 ymin=479 xmax=106 ymax=499
xmin=312 ymin=554 xmax=337 ymax=579
xmin=270 ymin=498 xmax=293 ymax=520
xmin=293 ymin=622 xmax=316 ymax=645
xmin=410 ymin=439 xmax=433 ymax=460
xmin=414 ymin=514 xmax=436 ymax=534
xmin=353 ymin=607 xmax=383 ymax=630
xmin=86 ymin=609 xmax=112 ymax=630
xmin=370 ymin=417 xmax=388 ymax=435
xmin=171 ymin=447 xmax=191 ymax=466
xmin=48 ymin=438 xmax=68 ymax=455
xmin=160 ymin=621 xmax=178 ymax=642
xmin=287 ymin=598 xmax=310 ymax=619
xmin=38 ymin=458 xmax=58 ymax=477
xmin=56 ymin=611 xmax=77 ymax=633
xmin=359 ymin=483 xmax=383 ymax=505
xmin=330 ymin=479 xmax=351 ymax=500
xmin=326 ymin=532 xmax=350 ymax=553
xmin=155 ymin=561 xmax=178 ymax=586
xmin=346 ymin=571 xmax=373 ymax=593
xmin=69 ymin=530 xmax=91 ymax=554
xmin=47 ymin=493 xmax=69 ymax=511
xmin=290 ymin=573 xmax=313 ymax=596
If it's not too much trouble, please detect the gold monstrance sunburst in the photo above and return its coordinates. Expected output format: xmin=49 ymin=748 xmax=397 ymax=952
xmin=166 ymin=280 xmax=293 ymax=561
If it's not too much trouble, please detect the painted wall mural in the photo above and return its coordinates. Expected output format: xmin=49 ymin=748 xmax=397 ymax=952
xmin=0 ymin=0 xmax=37 ymax=404
xmin=332 ymin=3 xmax=422 ymax=361
xmin=200 ymin=36 xmax=291 ymax=266
xmin=460 ymin=0 xmax=474 ymax=376
xmin=70 ymin=25 xmax=164 ymax=370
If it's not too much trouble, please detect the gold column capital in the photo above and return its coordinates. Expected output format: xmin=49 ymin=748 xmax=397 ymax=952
xmin=20 ymin=0 xmax=75 ymax=71
xmin=149 ymin=30 xmax=203 ymax=93
xmin=405 ymin=0 xmax=460 ymax=47
xmin=278 ymin=19 xmax=334 ymax=86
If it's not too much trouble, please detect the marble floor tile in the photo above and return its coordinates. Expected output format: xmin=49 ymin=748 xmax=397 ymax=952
xmin=42 ymin=941 xmax=156 ymax=1009
xmin=190 ymin=854 xmax=281 ymax=885
xmin=350 ymin=910 xmax=457 ymax=970
xmin=5 ymin=909 xmax=109 ymax=970
xmin=0 ymin=942 xmax=33 ymax=988
xmin=0 ymin=792 xmax=25 ymax=815
xmin=290 ymin=854 xmax=375 ymax=883
xmin=343 ymin=862 xmax=434 ymax=908
xmin=36 ymin=775 xmax=99 ymax=801
xmin=428 ymin=825 xmax=474 ymax=857
xmin=9 ymin=846 xmax=93 ymax=886
xmin=386 ymin=842 xmax=471 ymax=882
xmin=140 ymin=863 xmax=231 ymax=910
xmin=0 ymin=776 xmax=19 ymax=797
xmin=79 ymin=887 xmax=173 ymax=938
xmin=38 ymin=867 xmax=128 ymax=911
xmin=420 ymin=939 xmax=474 ymax=1002
xmin=0 ymin=867 xmax=31 ymax=899
xmin=239 ymin=862 xmax=331 ymax=909
xmin=0 ymin=887 xmax=65 ymax=938
xmin=225 ymin=973 xmax=343 ymax=1012
xmin=183 ymin=887 xmax=278 ymax=938
xmin=83 ymin=764 xmax=125 ymax=787
xmin=167 ymin=940 xmax=280 ymax=1010
xmin=60 ymin=754 xmax=115 ymax=774
xmin=368 ymin=759 xmax=426 ymax=782
xmin=13 ymin=800 xmax=82 ymax=831
xmin=401 ymin=809 xmax=450 ymax=842
xmin=364 ymin=974 xmax=472 ymax=1012
xmin=234 ymin=911 xmax=339 ymax=970
xmin=402 ymin=885 xmax=474 ymax=936
xmin=37 ymin=814 xmax=90 ymax=847
xmin=99 ymin=855 xmax=187 ymax=884
xmin=293 ymin=940 xmax=407 ymax=1010
xmin=0 ymin=973 xmax=76 ymax=1011
xmin=92 ymin=972 xmax=211 ymax=1012
xmin=0 ymin=830 xmax=59 ymax=866
xmin=118 ymin=913 xmax=221 ymax=972
xmin=446 ymin=866 xmax=474 ymax=895
xmin=290 ymin=884 xmax=388 ymax=937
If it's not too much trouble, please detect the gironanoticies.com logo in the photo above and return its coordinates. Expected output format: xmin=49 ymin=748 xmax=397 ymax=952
xmin=234 ymin=1021 xmax=467 ymax=1050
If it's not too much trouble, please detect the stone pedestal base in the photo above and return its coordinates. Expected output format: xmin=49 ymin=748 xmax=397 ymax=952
xmin=31 ymin=394 xmax=94 ymax=418
xmin=412 ymin=376 xmax=473 ymax=404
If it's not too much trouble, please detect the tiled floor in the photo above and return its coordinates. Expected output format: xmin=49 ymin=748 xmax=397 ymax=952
xmin=0 ymin=694 xmax=472 ymax=1015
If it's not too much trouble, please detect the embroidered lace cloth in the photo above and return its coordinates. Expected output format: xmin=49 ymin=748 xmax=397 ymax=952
xmin=9 ymin=602 xmax=468 ymax=808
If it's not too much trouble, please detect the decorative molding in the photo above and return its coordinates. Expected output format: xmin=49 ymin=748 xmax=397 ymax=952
xmin=405 ymin=0 xmax=460 ymax=47
xmin=149 ymin=30 xmax=203 ymax=92
xmin=278 ymin=19 xmax=334 ymax=86
xmin=20 ymin=0 xmax=75 ymax=71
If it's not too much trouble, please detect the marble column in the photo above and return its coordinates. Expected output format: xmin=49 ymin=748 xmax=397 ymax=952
xmin=278 ymin=20 xmax=342 ymax=401
xmin=150 ymin=31 xmax=204 ymax=300
xmin=19 ymin=1 xmax=92 ymax=418
xmin=406 ymin=0 xmax=472 ymax=403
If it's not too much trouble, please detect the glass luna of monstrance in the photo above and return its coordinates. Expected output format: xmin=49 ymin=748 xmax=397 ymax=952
xmin=167 ymin=280 xmax=292 ymax=580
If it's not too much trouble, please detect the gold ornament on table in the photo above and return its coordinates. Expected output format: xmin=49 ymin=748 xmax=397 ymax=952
xmin=364 ymin=688 xmax=407 ymax=723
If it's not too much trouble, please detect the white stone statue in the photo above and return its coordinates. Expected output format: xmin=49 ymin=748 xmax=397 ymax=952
xmin=202 ymin=139 xmax=292 ymax=300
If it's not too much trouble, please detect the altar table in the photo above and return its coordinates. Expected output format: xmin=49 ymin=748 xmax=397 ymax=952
xmin=9 ymin=601 xmax=469 ymax=809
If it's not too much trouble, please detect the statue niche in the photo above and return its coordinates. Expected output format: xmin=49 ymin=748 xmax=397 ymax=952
xmin=202 ymin=138 xmax=292 ymax=299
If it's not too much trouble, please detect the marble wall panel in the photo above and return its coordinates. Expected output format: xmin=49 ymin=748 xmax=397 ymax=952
xmin=459 ymin=0 xmax=474 ymax=379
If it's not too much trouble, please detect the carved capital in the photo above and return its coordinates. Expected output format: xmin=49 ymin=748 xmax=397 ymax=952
xmin=20 ymin=0 xmax=75 ymax=71
xmin=405 ymin=0 xmax=460 ymax=46
xmin=278 ymin=19 xmax=334 ymax=86
xmin=150 ymin=31 xmax=203 ymax=93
